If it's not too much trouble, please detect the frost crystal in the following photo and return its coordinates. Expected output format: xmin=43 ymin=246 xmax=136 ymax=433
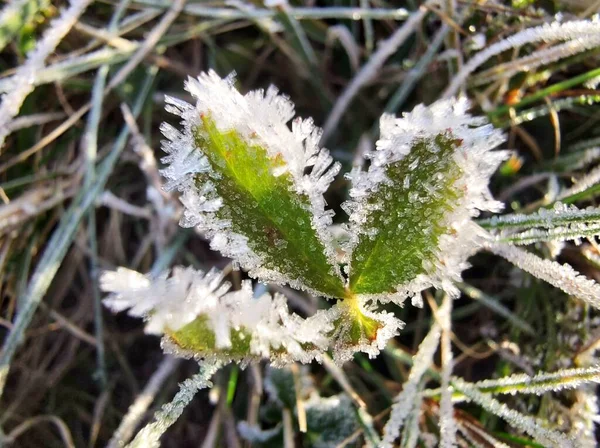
xmin=381 ymin=319 xmax=442 ymax=447
xmin=0 ymin=0 xmax=93 ymax=148
xmin=344 ymin=98 xmax=507 ymax=304
xmin=490 ymin=243 xmax=600 ymax=309
xmin=161 ymin=71 xmax=345 ymax=298
xmin=483 ymin=202 xmax=600 ymax=245
xmin=327 ymin=298 xmax=404 ymax=364
xmin=444 ymin=19 xmax=600 ymax=97
xmin=100 ymin=266 xmax=230 ymax=335
xmin=100 ymin=266 xmax=400 ymax=365
xmin=438 ymin=296 xmax=457 ymax=448
xmin=454 ymin=378 xmax=576 ymax=448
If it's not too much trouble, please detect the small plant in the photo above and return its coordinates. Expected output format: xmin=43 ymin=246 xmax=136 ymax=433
xmin=102 ymin=68 xmax=600 ymax=447
xmin=3 ymin=1 xmax=600 ymax=446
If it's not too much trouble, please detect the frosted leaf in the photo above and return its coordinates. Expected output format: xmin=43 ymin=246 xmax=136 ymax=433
xmin=161 ymin=71 xmax=345 ymax=298
xmin=164 ymin=282 xmax=336 ymax=366
xmin=304 ymin=393 xmax=359 ymax=448
xmin=100 ymin=266 xmax=230 ymax=335
xmin=101 ymin=267 xmax=334 ymax=364
xmin=454 ymin=378 xmax=576 ymax=448
xmin=102 ymin=266 xmax=403 ymax=366
xmin=381 ymin=320 xmax=442 ymax=447
xmin=344 ymin=97 xmax=507 ymax=304
xmin=490 ymin=243 xmax=600 ymax=309
xmin=327 ymin=297 xmax=404 ymax=365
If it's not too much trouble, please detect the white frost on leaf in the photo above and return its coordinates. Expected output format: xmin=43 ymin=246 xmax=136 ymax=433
xmin=100 ymin=266 xmax=230 ymax=335
xmin=329 ymin=298 xmax=404 ymax=364
xmin=490 ymin=243 xmax=600 ymax=310
xmin=101 ymin=266 xmax=334 ymax=364
xmin=160 ymin=71 xmax=342 ymax=294
xmin=101 ymin=266 xmax=404 ymax=366
xmin=344 ymin=97 xmax=507 ymax=304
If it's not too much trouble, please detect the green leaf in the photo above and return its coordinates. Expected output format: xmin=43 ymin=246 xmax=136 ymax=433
xmin=167 ymin=315 xmax=253 ymax=360
xmin=348 ymin=134 xmax=463 ymax=295
xmin=305 ymin=394 xmax=359 ymax=448
xmin=191 ymin=114 xmax=346 ymax=298
xmin=265 ymin=366 xmax=299 ymax=409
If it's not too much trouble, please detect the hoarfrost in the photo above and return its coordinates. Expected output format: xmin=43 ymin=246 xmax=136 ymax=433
xmin=0 ymin=0 xmax=93 ymax=148
xmin=490 ymin=243 xmax=600 ymax=310
xmin=444 ymin=19 xmax=600 ymax=97
xmin=344 ymin=97 xmax=507 ymax=304
xmin=160 ymin=71 xmax=343 ymax=295
xmin=454 ymin=378 xmax=576 ymax=448
xmin=127 ymin=360 xmax=221 ymax=448
xmin=381 ymin=319 xmax=442 ymax=447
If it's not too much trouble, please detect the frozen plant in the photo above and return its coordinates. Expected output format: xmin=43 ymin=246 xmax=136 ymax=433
xmin=101 ymin=70 xmax=600 ymax=446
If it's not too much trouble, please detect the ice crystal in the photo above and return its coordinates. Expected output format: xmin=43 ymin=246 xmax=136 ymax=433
xmin=444 ymin=19 xmax=600 ymax=97
xmin=127 ymin=360 xmax=221 ymax=448
xmin=161 ymin=71 xmax=345 ymax=298
xmin=454 ymin=378 xmax=576 ymax=448
xmin=0 ymin=0 xmax=93 ymax=148
xmin=490 ymin=243 xmax=600 ymax=309
xmin=101 ymin=266 xmax=230 ymax=335
xmin=101 ymin=266 xmax=400 ymax=366
xmin=483 ymin=202 xmax=600 ymax=245
xmin=381 ymin=319 xmax=442 ymax=447
xmin=472 ymin=365 xmax=600 ymax=396
xmin=343 ymin=97 xmax=507 ymax=304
